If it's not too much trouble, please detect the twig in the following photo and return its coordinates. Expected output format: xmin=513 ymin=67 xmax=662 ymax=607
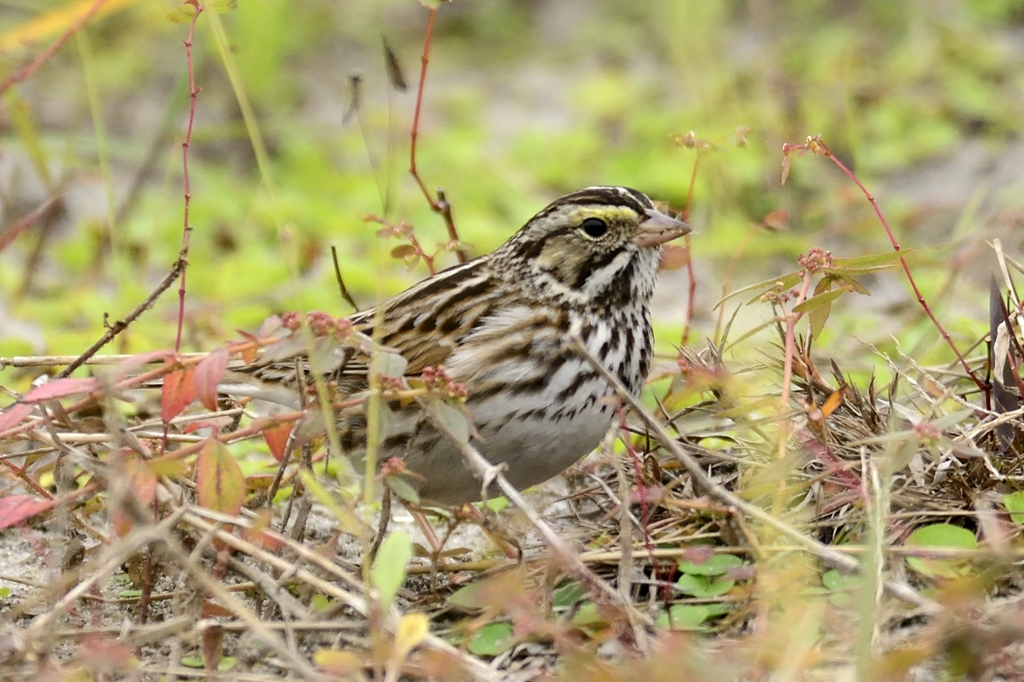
xmin=408 ymin=6 xmax=467 ymax=263
xmin=174 ymin=3 xmax=204 ymax=353
xmin=183 ymin=508 xmax=499 ymax=681
xmin=0 ymin=196 xmax=60 ymax=253
xmin=149 ymin=523 xmax=327 ymax=681
xmin=0 ymin=353 xmax=205 ymax=368
xmin=679 ymin=155 xmax=700 ymax=346
xmin=330 ymin=245 xmax=361 ymax=312
xmin=55 ymin=252 xmax=188 ymax=378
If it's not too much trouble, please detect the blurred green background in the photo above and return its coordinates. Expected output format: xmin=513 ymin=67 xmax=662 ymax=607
xmin=2 ymin=0 xmax=1024 ymax=397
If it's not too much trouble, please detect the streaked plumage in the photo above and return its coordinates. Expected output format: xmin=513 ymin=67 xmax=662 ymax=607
xmin=221 ymin=186 xmax=689 ymax=505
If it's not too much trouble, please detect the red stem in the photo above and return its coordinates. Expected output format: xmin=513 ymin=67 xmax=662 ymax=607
xmin=679 ymin=156 xmax=700 ymax=346
xmin=409 ymin=8 xmax=437 ymax=210
xmin=821 ymin=146 xmax=984 ymax=390
xmin=407 ymin=9 xmax=467 ymax=263
xmin=176 ymin=4 xmax=203 ymax=354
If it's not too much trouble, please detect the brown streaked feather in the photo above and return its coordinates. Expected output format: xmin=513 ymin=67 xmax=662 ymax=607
xmin=225 ymin=257 xmax=502 ymax=404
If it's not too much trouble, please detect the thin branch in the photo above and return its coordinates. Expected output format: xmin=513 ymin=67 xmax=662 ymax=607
xmin=330 ymin=245 xmax=361 ymax=312
xmin=0 ymin=197 xmax=61 ymax=253
xmin=55 ymin=252 xmax=188 ymax=379
xmin=408 ymin=6 xmax=467 ymax=263
xmin=175 ymin=4 xmax=204 ymax=353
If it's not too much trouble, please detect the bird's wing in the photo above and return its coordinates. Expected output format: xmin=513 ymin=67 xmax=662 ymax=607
xmin=218 ymin=257 xmax=503 ymax=406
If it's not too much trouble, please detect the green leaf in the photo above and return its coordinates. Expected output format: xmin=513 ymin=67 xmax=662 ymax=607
xmin=467 ymin=622 xmax=514 ymax=657
xmin=430 ymin=401 xmax=470 ymax=444
xmin=570 ymin=601 xmax=607 ymax=627
xmin=210 ymin=0 xmax=238 ymax=12
xmin=480 ymin=497 xmax=508 ymax=513
xmin=656 ymin=604 xmax=711 ymax=631
xmin=807 ymin=277 xmax=834 ymax=339
xmin=905 ymin=523 xmax=977 ymax=579
xmin=678 ymin=553 xmax=742 ymax=576
xmin=385 ymin=475 xmax=421 ymax=504
xmin=1003 ymin=490 xmax=1024 ymax=524
xmin=792 ymin=285 xmax=852 ymax=315
xmin=829 ymin=272 xmax=871 ymax=295
xmin=371 ymin=530 xmax=412 ymax=610
xmin=165 ymin=3 xmax=198 ymax=23
xmin=929 ymin=409 xmax=976 ymax=430
xmin=449 ymin=581 xmax=488 ymax=610
xmin=823 ymin=250 xmax=910 ymax=274
xmin=676 ymin=573 xmax=735 ymax=598
xmin=821 ymin=569 xmax=859 ymax=607
xmin=552 ymin=581 xmax=586 ymax=608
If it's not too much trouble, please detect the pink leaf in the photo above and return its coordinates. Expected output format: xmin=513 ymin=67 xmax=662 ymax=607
xmin=183 ymin=416 xmax=234 ymax=434
xmin=22 ymin=378 xmax=100 ymax=403
xmin=194 ymin=348 xmax=228 ymax=411
xmin=112 ymin=349 xmax=175 ymax=380
xmin=0 ymin=495 xmax=56 ymax=530
xmin=0 ymin=403 xmax=33 ymax=433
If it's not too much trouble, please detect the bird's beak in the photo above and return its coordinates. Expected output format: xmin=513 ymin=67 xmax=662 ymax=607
xmin=633 ymin=208 xmax=691 ymax=247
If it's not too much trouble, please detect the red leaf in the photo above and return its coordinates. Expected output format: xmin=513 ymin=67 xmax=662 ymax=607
xmin=678 ymin=544 xmax=716 ymax=565
xmin=196 ymin=440 xmax=246 ymax=516
xmin=0 ymin=403 xmax=33 ymax=433
xmin=124 ymin=454 xmax=158 ymax=507
xmin=201 ymin=600 xmax=234 ymax=618
xmin=762 ymin=208 xmax=790 ymax=231
xmin=0 ymin=495 xmax=56 ymax=529
xmin=240 ymin=508 xmax=281 ymax=551
xmin=194 ymin=348 xmax=228 ymax=411
xmin=161 ymin=367 xmax=195 ymax=422
xmin=111 ymin=453 xmax=158 ymax=536
xmin=262 ymin=422 xmax=293 ymax=462
xmin=236 ymin=330 xmax=260 ymax=364
xmin=22 ymin=378 xmax=100 ymax=403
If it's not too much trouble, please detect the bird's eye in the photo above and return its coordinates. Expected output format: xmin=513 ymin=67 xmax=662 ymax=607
xmin=580 ymin=217 xmax=608 ymax=238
